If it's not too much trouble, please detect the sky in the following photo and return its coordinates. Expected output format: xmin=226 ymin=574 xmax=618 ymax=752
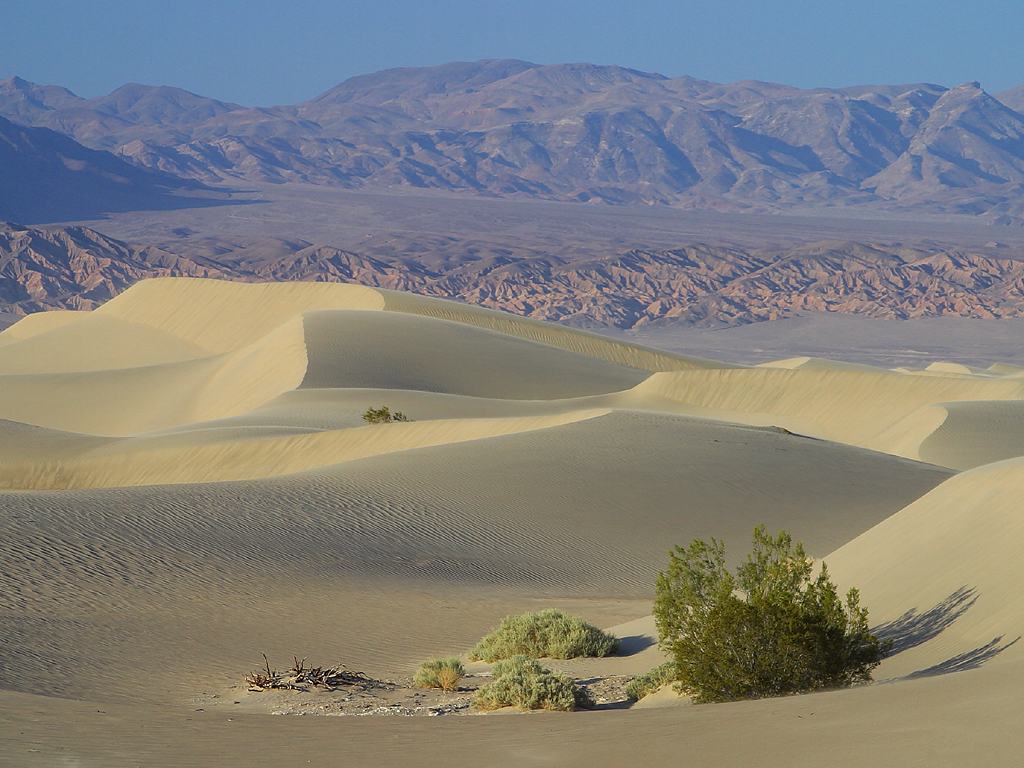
xmin=3 ymin=0 xmax=1022 ymax=105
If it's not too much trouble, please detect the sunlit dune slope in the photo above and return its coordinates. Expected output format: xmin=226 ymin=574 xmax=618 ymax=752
xmin=0 ymin=308 xmax=89 ymax=343
xmin=0 ymin=316 xmax=309 ymax=434
xmin=826 ymin=458 xmax=1024 ymax=678
xmin=0 ymin=313 xmax=208 ymax=374
xmin=917 ymin=401 xmax=1024 ymax=469
xmin=94 ymin=278 xmax=385 ymax=353
xmin=633 ymin=366 xmax=1024 ymax=463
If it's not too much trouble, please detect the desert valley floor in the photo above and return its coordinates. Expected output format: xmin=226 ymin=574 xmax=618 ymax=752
xmin=1 ymin=278 xmax=1022 ymax=766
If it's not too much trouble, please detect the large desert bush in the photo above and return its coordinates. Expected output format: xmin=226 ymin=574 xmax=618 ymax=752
xmin=468 ymin=609 xmax=618 ymax=662
xmin=472 ymin=656 xmax=587 ymax=711
xmin=362 ymin=406 xmax=411 ymax=424
xmin=413 ymin=657 xmax=464 ymax=691
xmin=654 ymin=526 xmax=888 ymax=703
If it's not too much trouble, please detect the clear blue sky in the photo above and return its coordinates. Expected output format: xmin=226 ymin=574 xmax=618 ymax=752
xmin=4 ymin=0 xmax=1022 ymax=105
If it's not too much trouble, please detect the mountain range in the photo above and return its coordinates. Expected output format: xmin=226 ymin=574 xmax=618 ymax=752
xmin=3 ymin=61 xmax=1024 ymax=218
xmin=6 ymin=222 xmax=1024 ymax=329
xmin=0 ymin=114 xmax=207 ymax=222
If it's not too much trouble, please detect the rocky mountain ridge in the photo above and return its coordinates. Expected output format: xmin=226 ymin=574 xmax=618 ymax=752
xmin=4 ymin=222 xmax=1024 ymax=329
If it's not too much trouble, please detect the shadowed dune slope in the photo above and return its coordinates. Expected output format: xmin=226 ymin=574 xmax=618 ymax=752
xmin=0 ymin=419 xmax=108 ymax=461
xmin=380 ymin=288 xmax=730 ymax=371
xmin=300 ymin=309 xmax=649 ymax=397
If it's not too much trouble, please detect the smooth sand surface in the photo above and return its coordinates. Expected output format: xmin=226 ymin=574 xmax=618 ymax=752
xmin=0 ymin=278 xmax=1021 ymax=766
xmin=634 ymin=366 xmax=1024 ymax=461
xmin=0 ymin=313 xmax=208 ymax=373
xmin=826 ymin=458 xmax=1024 ymax=680
xmin=917 ymin=401 xmax=1024 ymax=469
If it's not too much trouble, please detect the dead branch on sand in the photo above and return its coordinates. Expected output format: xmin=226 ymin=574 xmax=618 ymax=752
xmin=245 ymin=654 xmax=380 ymax=692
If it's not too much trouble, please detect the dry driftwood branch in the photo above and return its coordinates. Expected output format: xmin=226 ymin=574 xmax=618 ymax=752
xmin=245 ymin=654 xmax=378 ymax=692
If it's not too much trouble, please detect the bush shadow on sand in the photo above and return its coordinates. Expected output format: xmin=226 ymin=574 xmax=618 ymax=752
xmin=873 ymin=586 xmax=1020 ymax=679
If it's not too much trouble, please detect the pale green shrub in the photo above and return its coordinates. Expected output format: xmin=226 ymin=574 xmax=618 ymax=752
xmin=362 ymin=406 xmax=411 ymax=424
xmin=472 ymin=656 xmax=586 ymax=711
xmin=468 ymin=609 xmax=618 ymax=661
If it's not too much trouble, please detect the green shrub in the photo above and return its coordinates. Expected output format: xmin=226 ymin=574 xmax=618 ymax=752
xmin=362 ymin=406 xmax=411 ymax=424
xmin=654 ymin=526 xmax=889 ymax=704
xmin=625 ymin=661 xmax=677 ymax=701
xmin=413 ymin=657 xmax=465 ymax=691
xmin=472 ymin=656 xmax=587 ymax=711
xmin=468 ymin=609 xmax=618 ymax=662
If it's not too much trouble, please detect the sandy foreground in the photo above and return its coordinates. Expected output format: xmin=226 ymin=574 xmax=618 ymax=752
xmin=0 ymin=278 xmax=1021 ymax=766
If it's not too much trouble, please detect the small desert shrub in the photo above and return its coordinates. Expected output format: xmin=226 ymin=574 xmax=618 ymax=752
xmin=625 ymin=661 xmax=677 ymax=701
xmin=469 ymin=609 xmax=619 ymax=662
xmin=472 ymin=656 xmax=586 ymax=711
xmin=362 ymin=406 xmax=411 ymax=424
xmin=413 ymin=657 xmax=465 ymax=691
xmin=654 ymin=526 xmax=889 ymax=704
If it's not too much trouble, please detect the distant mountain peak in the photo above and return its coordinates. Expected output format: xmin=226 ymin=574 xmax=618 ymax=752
xmin=311 ymin=58 xmax=539 ymax=104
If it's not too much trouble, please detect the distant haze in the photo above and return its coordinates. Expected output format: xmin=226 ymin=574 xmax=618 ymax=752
xmin=4 ymin=0 xmax=1024 ymax=105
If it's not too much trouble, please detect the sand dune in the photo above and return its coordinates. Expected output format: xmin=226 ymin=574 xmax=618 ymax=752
xmin=0 ymin=410 xmax=611 ymax=489
xmin=0 ymin=410 xmax=948 ymax=703
xmin=0 ymin=279 xmax=703 ymax=434
xmin=756 ymin=355 xmax=884 ymax=373
xmin=826 ymin=458 xmax=1024 ymax=678
xmin=0 ymin=308 xmax=88 ymax=343
xmin=0 ymin=316 xmax=308 ymax=434
xmin=0 ymin=313 xmax=207 ymax=374
xmin=916 ymin=401 xmax=1024 ymax=469
xmin=94 ymin=277 xmax=385 ymax=353
xmin=300 ymin=310 xmax=649 ymax=398
xmin=0 ymin=277 xmax=1021 ymax=766
xmin=634 ymin=366 xmax=1024 ymax=460
xmin=52 ymin=276 xmax=722 ymax=370
xmin=923 ymin=360 xmax=983 ymax=376
xmin=380 ymin=288 xmax=730 ymax=371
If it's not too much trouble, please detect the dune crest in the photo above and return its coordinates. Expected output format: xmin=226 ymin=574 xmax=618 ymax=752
xmin=0 ymin=409 xmax=610 ymax=490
